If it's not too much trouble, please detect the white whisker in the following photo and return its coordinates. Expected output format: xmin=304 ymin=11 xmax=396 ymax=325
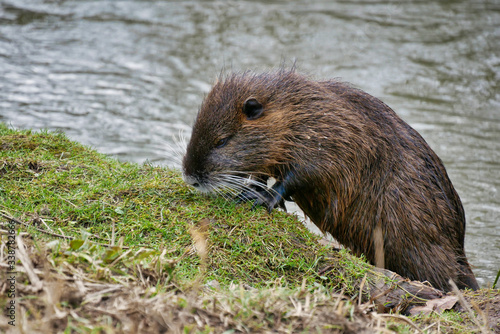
xmin=155 ymin=131 xmax=188 ymax=168
xmin=212 ymin=173 xmax=277 ymax=204
xmin=186 ymin=169 xmax=281 ymax=207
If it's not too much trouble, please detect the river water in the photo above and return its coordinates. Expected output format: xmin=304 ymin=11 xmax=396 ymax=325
xmin=1 ymin=0 xmax=499 ymax=287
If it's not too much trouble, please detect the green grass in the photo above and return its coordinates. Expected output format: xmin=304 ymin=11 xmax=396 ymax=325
xmin=0 ymin=124 xmax=496 ymax=333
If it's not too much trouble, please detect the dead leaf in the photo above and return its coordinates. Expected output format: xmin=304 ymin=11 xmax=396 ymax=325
xmin=408 ymin=295 xmax=458 ymax=315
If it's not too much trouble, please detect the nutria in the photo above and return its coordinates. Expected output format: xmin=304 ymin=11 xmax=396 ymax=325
xmin=182 ymin=69 xmax=479 ymax=292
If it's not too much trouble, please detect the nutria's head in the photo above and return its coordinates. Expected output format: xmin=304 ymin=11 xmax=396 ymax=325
xmin=182 ymin=69 xmax=322 ymax=194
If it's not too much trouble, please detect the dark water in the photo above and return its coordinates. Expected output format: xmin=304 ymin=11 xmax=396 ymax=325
xmin=1 ymin=0 xmax=499 ymax=287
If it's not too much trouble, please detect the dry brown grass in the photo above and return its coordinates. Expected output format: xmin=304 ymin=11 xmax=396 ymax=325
xmin=1 ymin=234 xmax=498 ymax=334
xmin=0 ymin=235 xmax=392 ymax=333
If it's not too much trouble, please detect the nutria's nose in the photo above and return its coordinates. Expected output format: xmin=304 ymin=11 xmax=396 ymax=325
xmin=183 ymin=175 xmax=200 ymax=188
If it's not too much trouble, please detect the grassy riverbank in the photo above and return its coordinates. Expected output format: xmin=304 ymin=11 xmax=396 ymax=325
xmin=0 ymin=124 xmax=497 ymax=333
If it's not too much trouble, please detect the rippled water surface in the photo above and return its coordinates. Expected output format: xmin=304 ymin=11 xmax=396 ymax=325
xmin=1 ymin=0 xmax=499 ymax=286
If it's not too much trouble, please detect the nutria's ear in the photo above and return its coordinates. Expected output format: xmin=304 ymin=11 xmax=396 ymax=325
xmin=243 ymin=98 xmax=264 ymax=120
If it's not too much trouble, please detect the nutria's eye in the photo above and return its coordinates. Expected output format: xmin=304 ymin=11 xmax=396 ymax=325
xmin=243 ymin=98 xmax=264 ymax=120
xmin=215 ymin=137 xmax=230 ymax=149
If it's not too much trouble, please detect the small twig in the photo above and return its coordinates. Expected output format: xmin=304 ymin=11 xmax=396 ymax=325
xmin=359 ymin=273 xmax=367 ymax=306
xmin=111 ymin=219 xmax=116 ymax=246
xmin=58 ymin=228 xmax=67 ymax=238
xmin=109 ymin=249 xmax=133 ymax=268
xmin=421 ymin=322 xmax=437 ymax=332
xmin=16 ymin=235 xmax=43 ymax=292
xmin=137 ymin=263 xmax=145 ymax=285
xmin=83 ymin=285 xmax=124 ymax=302
xmin=39 ymin=217 xmax=53 ymax=232
xmin=57 ymin=194 xmax=78 ymax=208
xmin=3 ymin=210 xmax=108 ymax=243
xmin=1 ymin=211 xmax=73 ymax=240
xmin=0 ymin=211 xmax=132 ymax=249
xmin=369 ymin=286 xmax=393 ymax=302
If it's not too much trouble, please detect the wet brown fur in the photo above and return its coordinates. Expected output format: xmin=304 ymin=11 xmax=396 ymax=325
xmin=183 ymin=69 xmax=479 ymax=292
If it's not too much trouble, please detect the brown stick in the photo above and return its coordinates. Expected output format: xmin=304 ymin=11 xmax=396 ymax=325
xmin=0 ymin=211 xmax=135 ymax=249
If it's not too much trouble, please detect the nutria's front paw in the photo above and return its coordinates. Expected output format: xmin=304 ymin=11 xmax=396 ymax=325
xmin=252 ymin=193 xmax=286 ymax=213
xmin=235 ymin=187 xmax=266 ymax=203
xmin=235 ymin=189 xmax=285 ymax=213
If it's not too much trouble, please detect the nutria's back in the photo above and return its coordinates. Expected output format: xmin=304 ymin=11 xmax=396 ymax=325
xmin=183 ymin=69 xmax=478 ymax=292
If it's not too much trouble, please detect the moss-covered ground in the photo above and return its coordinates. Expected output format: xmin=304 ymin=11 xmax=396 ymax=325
xmin=0 ymin=124 xmax=497 ymax=333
